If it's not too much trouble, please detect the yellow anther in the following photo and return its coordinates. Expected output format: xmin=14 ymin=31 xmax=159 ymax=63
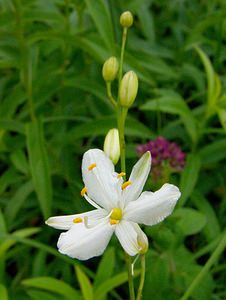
xmin=110 ymin=207 xmax=122 ymax=220
xmin=73 ymin=217 xmax=83 ymax=224
xmin=122 ymin=181 xmax=132 ymax=190
xmin=110 ymin=219 xmax=119 ymax=225
xmin=117 ymin=172 xmax=126 ymax=178
xmin=80 ymin=187 xmax=88 ymax=196
xmin=88 ymin=163 xmax=97 ymax=171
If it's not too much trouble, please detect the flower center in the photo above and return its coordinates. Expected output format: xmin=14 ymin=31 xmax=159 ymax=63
xmin=110 ymin=207 xmax=122 ymax=220
xmin=110 ymin=207 xmax=122 ymax=225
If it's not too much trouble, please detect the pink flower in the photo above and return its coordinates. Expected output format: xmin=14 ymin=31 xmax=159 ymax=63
xmin=137 ymin=137 xmax=185 ymax=181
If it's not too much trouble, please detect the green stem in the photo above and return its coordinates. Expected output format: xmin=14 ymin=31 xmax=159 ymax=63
xmin=125 ymin=252 xmax=136 ymax=300
xmin=118 ymin=27 xmax=128 ymax=89
xmin=136 ymin=255 xmax=146 ymax=300
xmin=180 ymin=232 xmax=226 ymax=300
xmin=117 ymin=22 xmax=134 ymax=300
xmin=106 ymin=82 xmax=117 ymax=108
xmin=117 ymin=106 xmax=127 ymax=172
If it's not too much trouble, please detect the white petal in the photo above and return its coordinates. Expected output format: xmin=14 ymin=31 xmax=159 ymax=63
xmin=45 ymin=209 xmax=108 ymax=230
xmin=115 ymin=220 xmax=148 ymax=256
xmin=124 ymin=183 xmax=181 ymax=225
xmin=123 ymin=151 xmax=151 ymax=204
xmin=57 ymin=220 xmax=114 ymax=260
xmin=82 ymin=149 xmax=122 ymax=210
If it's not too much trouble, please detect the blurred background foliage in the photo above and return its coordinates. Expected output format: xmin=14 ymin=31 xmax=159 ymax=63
xmin=0 ymin=0 xmax=225 ymax=299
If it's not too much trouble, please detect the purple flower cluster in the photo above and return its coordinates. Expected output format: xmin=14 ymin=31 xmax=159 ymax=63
xmin=137 ymin=137 xmax=186 ymax=173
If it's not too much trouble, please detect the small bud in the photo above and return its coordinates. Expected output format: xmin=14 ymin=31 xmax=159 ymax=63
xmin=119 ymin=71 xmax=138 ymax=108
xmin=120 ymin=11 xmax=133 ymax=28
xmin=102 ymin=57 xmax=119 ymax=82
xmin=137 ymin=233 xmax=149 ymax=255
xmin=104 ymin=128 xmax=120 ymax=165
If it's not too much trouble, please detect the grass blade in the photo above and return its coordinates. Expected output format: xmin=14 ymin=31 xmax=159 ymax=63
xmin=26 ymin=119 xmax=52 ymax=219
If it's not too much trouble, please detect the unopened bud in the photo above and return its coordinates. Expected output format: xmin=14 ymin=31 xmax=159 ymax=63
xmin=119 ymin=71 xmax=138 ymax=108
xmin=104 ymin=128 xmax=120 ymax=165
xmin=102 ymin=57 xmax=119 ymax=82
xmin=120 ymin=11 xmax=133 ymax=28
xmin=137 ymin=233 xmax=149 ymax=255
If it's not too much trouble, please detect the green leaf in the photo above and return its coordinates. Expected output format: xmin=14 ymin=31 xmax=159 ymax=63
xmin=199 ymin=139 xmax=226 ymax=164
xmin=0 ymin=209 xmax=7 ymax=235
xmin=10 ymin=149 xmax=29 ymax=174
xmin=26 ymin=119 xmax=52 ymax=219
xmin=5 ymin=180 xmax=33 ymax=227
xmin=94 ymin=271 xmax=139 ymax=299
xmin=0 ymin=284 xmax=8 ymax=300
xmin=22 ymin=277 xmax=81 ymax=300
xmin=194 ymin=46 xmax=215 ymax=104
xmin=179 ymin=153 xmax=201 ymax=206
xmin=0 ymin=168 xmax=20 ymax=195
xmin=27 ymin=289 xmax=63 ymax=300
xmin=75 ymin=266 xmax=93 ymax=300
xmin=94 ymin=247 xmax=115 ymax=287
xmin=140 ymin=91 xmax=197 ymax=143
xmin=84 ymin=0 xmax=114 ymax=52
xmin=173 ymin=208 xmax=207 ymax=236
xmin=0 ymin=120 xmax=25 ymax=134
xmin=217 ymin=108 xmax=226 ymax=131
xmin=0 ymin=227 xmax=40 ymax=257
xmin=191 ymin=191 xmax=220 ymax=241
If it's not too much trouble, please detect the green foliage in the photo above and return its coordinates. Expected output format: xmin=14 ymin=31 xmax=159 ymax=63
xmin=0 ymin=0 xmax=225 ymax=299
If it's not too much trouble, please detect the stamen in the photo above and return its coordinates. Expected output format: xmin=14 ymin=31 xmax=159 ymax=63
xmin=84 ymin=194 xmax=101 ymax=209
xmin=110 ymin=219 xmax=119 ymax=225
xmin=117 ymin=172 xmax=126 ymax=178
xmin=122 ymin=180 xmax=132 ymax=190
xmin=80 ymin=187 xmax=88 ymax=196
xmin=73 ymin=217 xmax=83 ymax=224
xmin=88 ymin=163 xmax=96 ymax=171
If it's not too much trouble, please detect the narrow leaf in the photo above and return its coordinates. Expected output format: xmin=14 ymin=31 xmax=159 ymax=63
xmin=26 ymin=119 xmax=52 ymax=219
xmin=94 ymin=247 xmax=115 ymax=287
xmin=0 ymin=284 xmax=8 ymax=300
xmin=141 ymin=91 xmax=197 ymax=143
xmin=22 ymin=277 xmax=80 ymax=300
xmin=75 ymin=266 xmax=93 ymax=300
xmin=179 ymin=153 xmax=201 ymax=206
xmin=84 ymin=0 xmax=114 ymax=52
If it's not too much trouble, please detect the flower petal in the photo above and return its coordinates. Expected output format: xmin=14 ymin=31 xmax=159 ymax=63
xmin=123 ymin=151 xmax=151 ymax=204
xmin=57 ymin=220 xmax=114 ymax=260
xmin=82 ymin=149 xmax=122 ymax=210
xmin=115 ymin=220 xmax=148 ymax=256
xmin=45 ymin=209 xmax=108 ymax=230
xmin=124 ymin=183 xmax=181 ymax=225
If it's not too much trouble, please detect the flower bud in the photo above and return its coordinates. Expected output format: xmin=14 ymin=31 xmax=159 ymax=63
xmin=120 ymin=11 xmax=133 ymax=28
xmin=119 ymin=71 xmax=138 ymax=108
xmin=102 ymin=57 xmax=119 ymax=82
xmin=104 ymin=128 xmax=120 ymax=165
xmin=137 ymin=233 xmax=149 ymax=255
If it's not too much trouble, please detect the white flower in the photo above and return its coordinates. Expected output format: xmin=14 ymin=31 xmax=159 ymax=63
xmin=46 ymin=149 xmax=181 ymax=260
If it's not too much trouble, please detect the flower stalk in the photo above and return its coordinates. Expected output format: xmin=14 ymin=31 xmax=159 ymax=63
xmin=136 ymin=255 xmax=146 ymax=300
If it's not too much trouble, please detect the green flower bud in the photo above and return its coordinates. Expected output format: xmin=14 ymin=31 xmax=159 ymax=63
xmin=104 ymin=128 xmax=120 ymax=165
xmin=120 ymin=11 xmax=133 ymax=28
xmin=119 ymin=71 xmax=138 ymax=108
xmin=102 ymin=56 xmax=119 ymax=82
